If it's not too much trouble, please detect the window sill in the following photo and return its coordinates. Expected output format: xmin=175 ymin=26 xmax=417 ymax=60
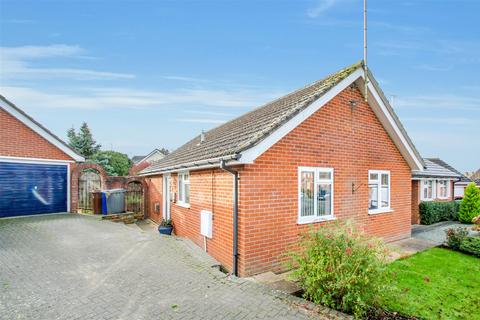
xmin=297 ymin=216 xmax=336 ymax=225
xmin=368 ymin=209 xmax=394 ymax=215
xmin=177 ymin=202 xmax=190 ymax=209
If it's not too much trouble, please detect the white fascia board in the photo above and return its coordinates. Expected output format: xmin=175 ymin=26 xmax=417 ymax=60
xmin=238 ymin=67 xmax=423 ymax=171
xmin=365 ymin=80 xmax=424 ymax=171
xmin=239 ymin=68 xmax=365 ymax=164
xmin=0 ymin=98 xmax=84 ymax=162
xmin=0 ymin=156 xmax=74 ymax=165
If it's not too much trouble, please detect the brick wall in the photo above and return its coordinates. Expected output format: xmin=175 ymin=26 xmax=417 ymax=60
xmin=238 ymin=84 xmax=412 ymax=276
xmin=145 ymin=176 xmax=164 ymax=223
xmin=411 ymin=180 xmax=420 ymax=224
xmin=145 ymin=169 xmax=236 ymax=272
xmin=0 ymin=108 xmax=73 ymax=161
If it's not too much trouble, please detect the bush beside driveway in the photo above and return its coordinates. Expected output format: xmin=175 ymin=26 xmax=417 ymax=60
xmin=0 ymin=214 xmax=315 ymax=320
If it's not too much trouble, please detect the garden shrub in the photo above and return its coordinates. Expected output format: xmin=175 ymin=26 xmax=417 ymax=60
xmin=445 ymin=227 xmax=468 ymax=250
xmin=419 ymin=201 xmax=460 ymax=225
xmin=287 ymin=221 xmax=388 ymax=318
xmin=459 ymin=183 xmax=480 ymax=223
xmin=459 ymin=237 xmax=480 ymax=257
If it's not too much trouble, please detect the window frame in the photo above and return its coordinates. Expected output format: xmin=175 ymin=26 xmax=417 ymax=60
xmin=297 ymin=166 xmax=335 ymax=224
xmin=437 ymin=179 xmax=450 ymax=200
xmin=368 ymin=170 xmax=392 ymax=214
xmin=177 ymin=171 xmax=190 ymax=208
xmin=421 ymin=179 xmax=435 ymax=201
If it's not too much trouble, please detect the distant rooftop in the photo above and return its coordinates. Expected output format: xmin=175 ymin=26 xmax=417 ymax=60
xmin=412 ymin=158 xmax=465 ymax=180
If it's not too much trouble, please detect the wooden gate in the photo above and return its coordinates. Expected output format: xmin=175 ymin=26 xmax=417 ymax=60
xmin=78 ymin=170 xmax=102 ymax=213
xmin=125 ymin=181 xmax=143 ymax=214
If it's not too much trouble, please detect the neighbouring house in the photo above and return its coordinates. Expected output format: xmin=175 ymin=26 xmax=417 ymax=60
xmin=130 ymin=149 xmax=167 ymax=175
xmin=411 ymin=158 xmax=465 ymax=224
xmin=140 ymin=61 xmax=425 ymax=277
xmin=427 ymin=158 xmax=473 ymax=200
xmin=0 ymin=95 xmax=84 ymax=218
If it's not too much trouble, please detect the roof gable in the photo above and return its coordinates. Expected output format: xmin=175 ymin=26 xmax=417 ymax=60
xmin=0 ymin=95 xmax=84 ymax=162
xmin=141 ymin=62 xmax=424 ymax=175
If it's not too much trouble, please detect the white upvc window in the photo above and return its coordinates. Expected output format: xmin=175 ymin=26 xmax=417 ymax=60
xmin=298 ymin=167 xmax=335 ymax=224
xmin=177 ymin=171 xmax=190 ymax=207
xmin=368 ymin=170 xmax=391 ymax=214
xmin=421 ymin=179 xmax=435 ymax=201
xmin=437 ymin=179 xmax=450 ymax=199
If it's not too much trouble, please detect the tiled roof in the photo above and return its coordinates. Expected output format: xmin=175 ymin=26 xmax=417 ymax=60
xmin=141 ymin=62 xmax=363 ymax=174
xmin=132 ymin=156 xmax=146 ymax=164
xmin=412 ymin=158 xmax=463 ymax=179
xmin=140 ymin=61 xmax=424 ymax=175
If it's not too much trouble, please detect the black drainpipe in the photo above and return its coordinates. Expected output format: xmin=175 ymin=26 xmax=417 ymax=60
xmin=220 ymin=159 xmax=239 ymax=276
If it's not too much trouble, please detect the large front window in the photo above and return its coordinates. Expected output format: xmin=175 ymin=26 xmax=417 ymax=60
xmin=369 ymin=170 xmax=390 ymax=213
xmin=298 ymin=167 xmax=334 ymax=224
xmin=421 ymin=179 xmax=435 ymax=201
xmin=437 ymin=180 xmax=449 ymax=199
xmin=178 ymin=172 xmax=190 ymax=206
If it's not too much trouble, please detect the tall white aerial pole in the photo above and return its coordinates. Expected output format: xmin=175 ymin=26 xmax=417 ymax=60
xmin=363 ymin=0 xmax=368 ymax=102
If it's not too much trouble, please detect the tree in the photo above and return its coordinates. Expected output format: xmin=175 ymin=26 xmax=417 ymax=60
xmin=91 ymin=151 xmax=132 ymax=176
xmin=67 ymin=122 xmax=101 ymax=158
xmin=459 ymin=183 xmax=480 ymax=223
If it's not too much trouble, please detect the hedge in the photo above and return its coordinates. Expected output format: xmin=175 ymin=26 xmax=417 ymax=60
xmin=459 ymin=237 xmax=480 ymax=257
xmin=419 ymin=201 xmax=460 ymax=225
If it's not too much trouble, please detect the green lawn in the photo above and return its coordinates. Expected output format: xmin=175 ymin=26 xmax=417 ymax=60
xmin=381 ymin=247 xmax=480 ymax=320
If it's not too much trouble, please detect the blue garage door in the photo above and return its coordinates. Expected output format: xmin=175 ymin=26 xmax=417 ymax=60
xmin=0 ymin=161 xmax=68 ymax=218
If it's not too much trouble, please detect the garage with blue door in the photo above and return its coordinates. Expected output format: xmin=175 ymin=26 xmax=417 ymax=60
xmin=0 ymin=161 xmax=68 ymax=218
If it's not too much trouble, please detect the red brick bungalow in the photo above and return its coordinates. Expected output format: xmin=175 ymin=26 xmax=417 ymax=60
xmin=0 ymin=95 xmax=84 ymax=217
xmin=411 ymin=158 xmax=464 ymax=224
xmin=140 ymin=62 xmax=425 ymax=277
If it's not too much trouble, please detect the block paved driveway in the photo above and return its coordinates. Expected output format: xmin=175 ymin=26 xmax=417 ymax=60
xmin=0 ymin=214 xmax=315 ymax=320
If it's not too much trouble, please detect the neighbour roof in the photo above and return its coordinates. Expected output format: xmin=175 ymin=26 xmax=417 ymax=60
xmin=141 ymin=61 xmax=424 ymax=175
xmin=132 ymin=155 xmax=146 ymax=164
xmin=412 ymin=158 xmax=463 ymax=179
xmin=0 ymin=94 xmax=84 ymax=162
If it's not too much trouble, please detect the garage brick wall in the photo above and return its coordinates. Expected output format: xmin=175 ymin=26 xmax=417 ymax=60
xmin=0 ymin=108 xmax=74 ymax=161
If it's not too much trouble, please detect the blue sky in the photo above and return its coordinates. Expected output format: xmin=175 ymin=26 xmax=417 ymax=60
xmin=1 ymin=0 xmax=479 ymax=172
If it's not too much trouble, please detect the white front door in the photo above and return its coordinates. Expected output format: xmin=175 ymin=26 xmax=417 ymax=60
xmin=163 ymin=174 xmax=171 ymax=220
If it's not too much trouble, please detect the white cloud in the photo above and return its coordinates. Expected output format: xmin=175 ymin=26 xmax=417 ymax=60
xmin=307 ymin=0 xmax=340 ymax=18
xmin=0 ymin=85 xmax=281 ymax=110
xmin=396 ymin=95 xmax=480 ymax=111
xmin=175 ymin=118 xmax=227 ymax=124
xmin=0 ymin=44 xmax=134 ymax=81
xmin=401 ymin=117 xmax=476 ymax=126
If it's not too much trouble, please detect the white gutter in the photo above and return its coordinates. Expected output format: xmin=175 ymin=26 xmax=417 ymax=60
xmin=138 ymin=154 xmax=240 ymax=176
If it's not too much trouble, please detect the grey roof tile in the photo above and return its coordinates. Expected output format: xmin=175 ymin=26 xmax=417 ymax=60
xmin=412 ymin=158 xmax=463 ymax=179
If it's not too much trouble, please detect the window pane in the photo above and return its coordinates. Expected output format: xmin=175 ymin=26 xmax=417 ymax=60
xmin=370 ymin=173 xmax=378 ymax=181
xmin=185 ymin=184 xmax=190 ymax=203
xmin=381 ymin=174 xmax=389 ymax=186
xmin=300 ymin=171 xmax=314 ymax=217
xmin=381 ymin=186 xmax=389 ymax=207
xmin=318 ymin=171 xmax=331 ymax=180
xmin=369 ymin=184 xmax=378 ymax=210
xmin=178 ymin=175 xmax=183 ymax=202
xmin=317 ymin=184 xmax=331 ymax=216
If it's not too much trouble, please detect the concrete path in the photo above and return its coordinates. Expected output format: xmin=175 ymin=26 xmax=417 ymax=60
xmin=0 ymin=214 xmax=317 ymax=320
